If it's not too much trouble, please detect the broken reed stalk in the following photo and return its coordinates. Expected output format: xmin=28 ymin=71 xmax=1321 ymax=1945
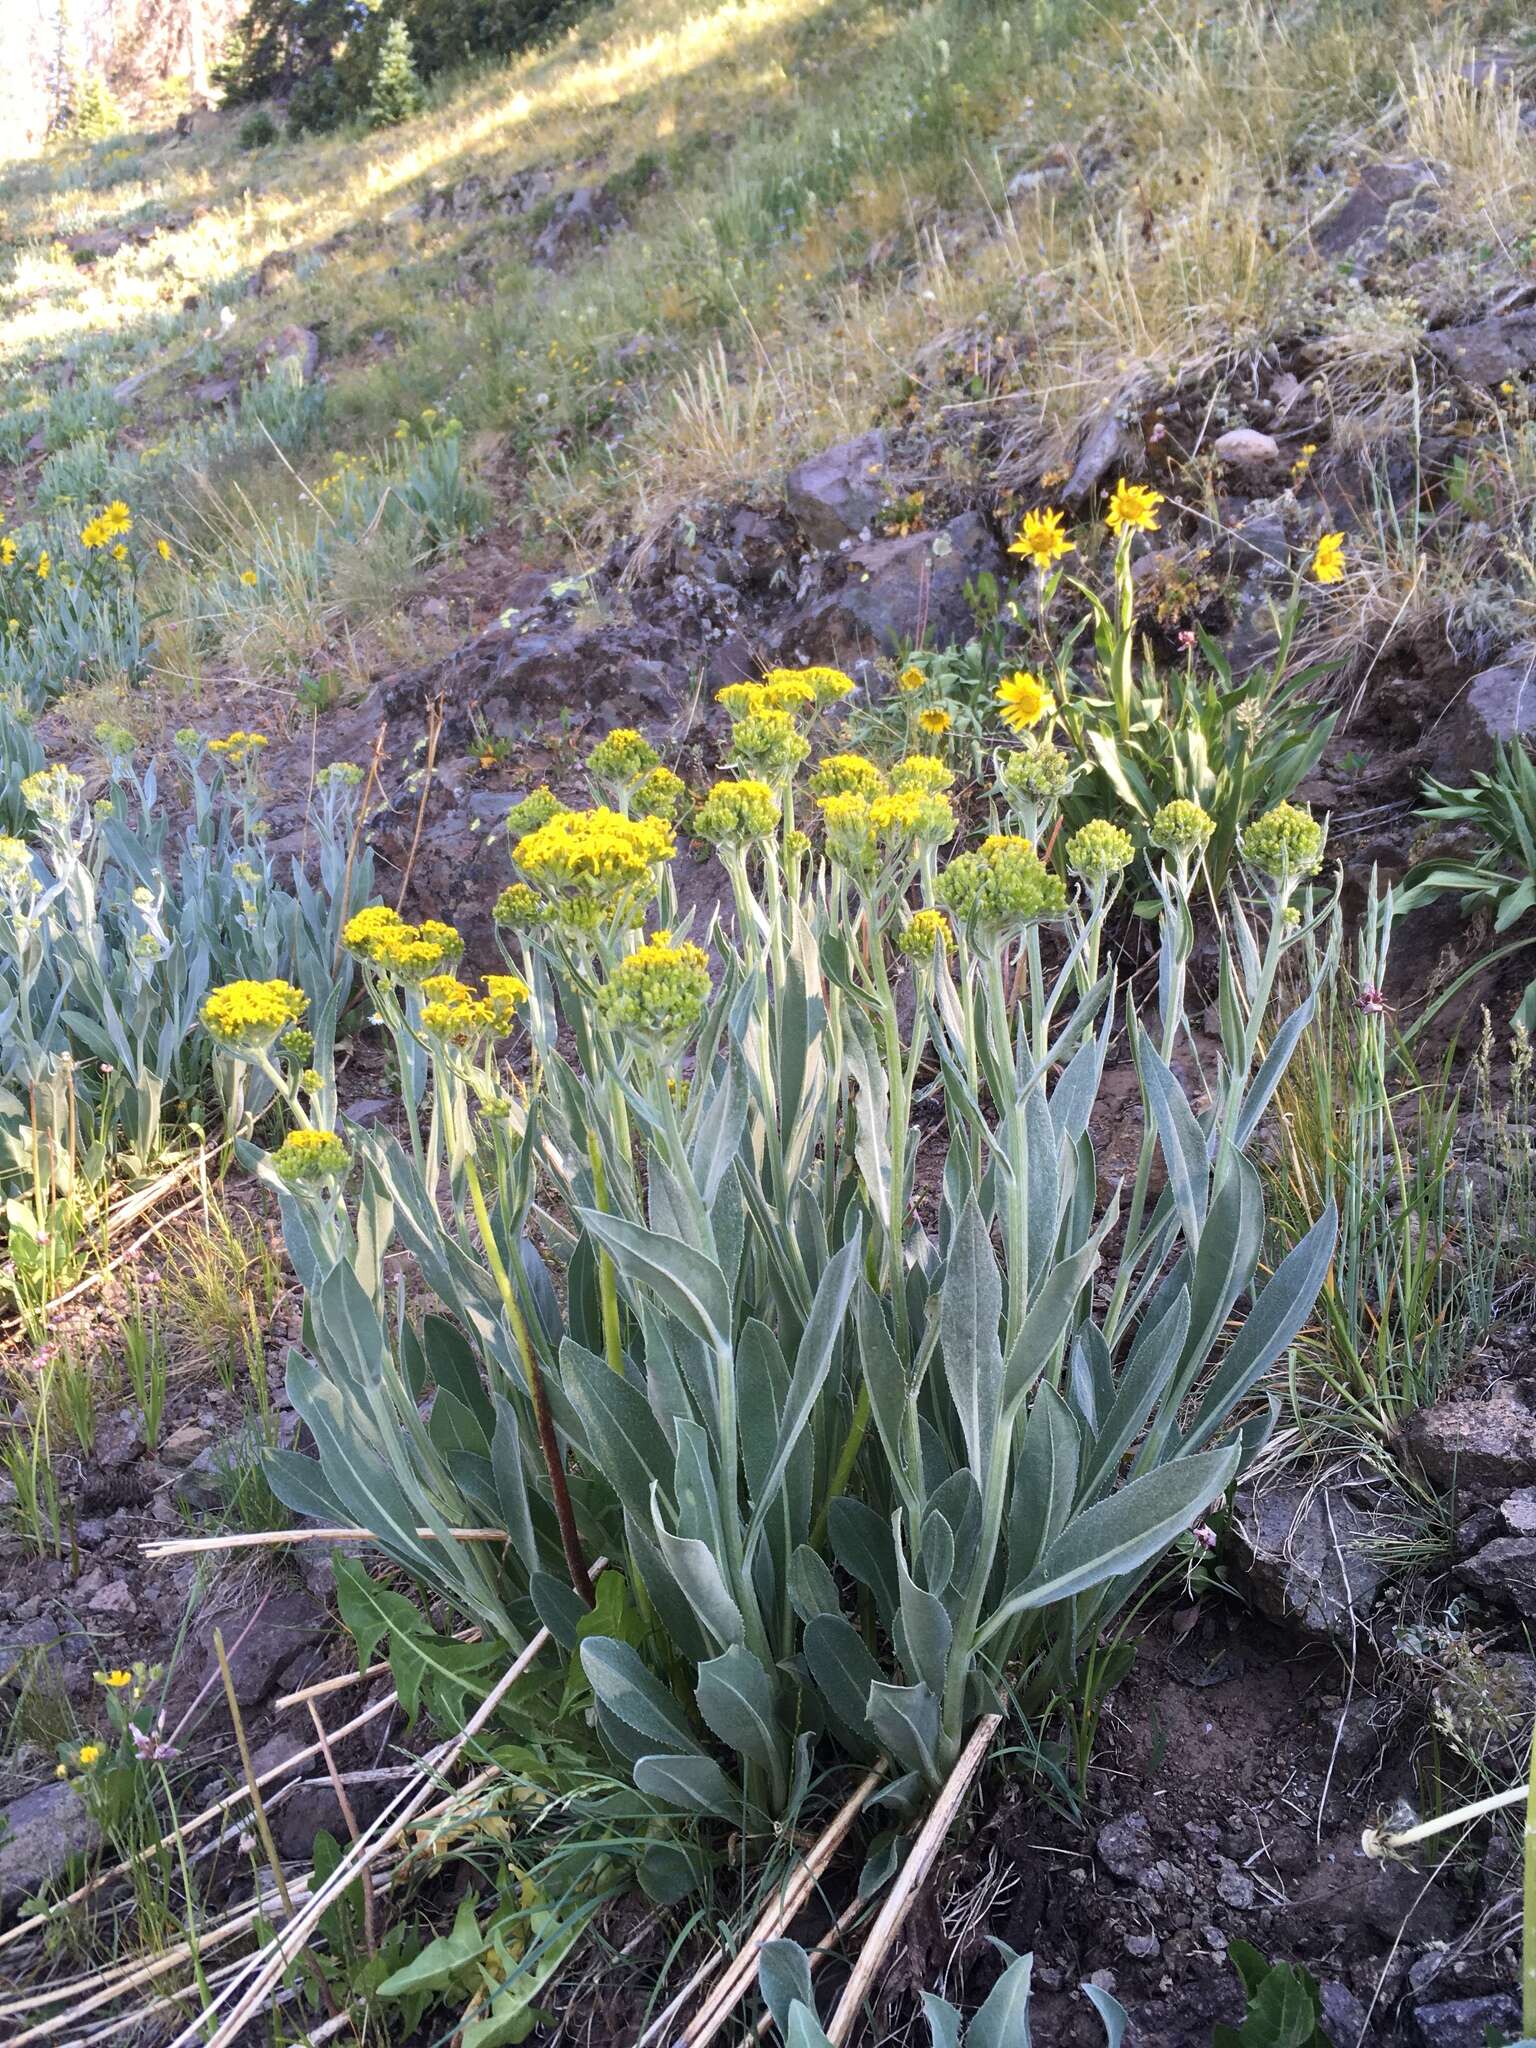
xmin=394 ymin=694 xmax=442 ymax=912
xmin=750 ymin=1893 xmax=869 ymax=2042
xmin=141 ymin=1524 xmax=510 ymax=1559
xmin=213 ymin=1629 xmax=294 ymax=1920
xmin=179 ymin=1574 xmax=601 ymax=2048
xmin=5 ymin=1879 xmax=313 ymax=2043
xmin=334 ymin=718 xmax=387 ymax=972
xmin=307 ymin=1699 xmax=376 ymax=1955
xmin=276 ymin=1623 xmax=480 ymax=1711
xmin=824 ymin=1714 xmax=1002 ymax=2047
xmin=0 ymin=1687 xmax=401 ymax=1956
xmin=673 ymin=1763 xmax=886 ymax=2048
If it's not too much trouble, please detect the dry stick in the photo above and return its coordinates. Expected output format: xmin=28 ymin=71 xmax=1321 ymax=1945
xmin=308 ymin=1699 xmax=377 ymax=1956
xmin=214 ymin=1629 xmax=295 ymax=1919
xmin=185 ymin=1579 xmax=601 ymax=2048
xmin=825 ymin=1715 xmax=1002 ymax=2048
xmin=333 ymin=719 xmax=388 ymax=973
xmin=7 ymin=1880 xmax=304 ymax=2043
xmin=674 ymin=1764 xmax=886 ymax=2048
xmin=143 ymin=1524 xmax=511 ymax=1559
xmin=0 ymin=1685 xmax=402 ymax=1957
xmin=393 ymin=693 xmax=443 ymax=913
xmin=276 ymin=1624 xmax=481 ymax=1712
xmin=750 ymin=1893 xmax=869 ymax=2042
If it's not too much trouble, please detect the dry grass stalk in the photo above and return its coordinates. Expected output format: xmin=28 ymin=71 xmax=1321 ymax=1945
xmin=825 ymin=1714 xmax=1002 ymax=2046
xmin=673 ymin=1763 xmax=886 ymax=2048
xmin=141 ymin=1525 xmax=512 ymax=1559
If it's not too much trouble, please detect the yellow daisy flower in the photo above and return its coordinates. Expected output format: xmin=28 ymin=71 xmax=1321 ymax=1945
xmin=1310 ymin=531 xmax=1346 ymax=584
xmin=995 ymin=670 xmax=1054 ymax=732
xmin=918 ymin=706 xmax=952 ymax=736
xmin=1008 ymin=505 xmax=1074 ymax=572
xmin=1105 ymin=478 xmax=1164 ymax=536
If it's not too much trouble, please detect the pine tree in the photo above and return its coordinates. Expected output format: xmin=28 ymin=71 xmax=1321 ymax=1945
xmin=365 ymin=20 xmax=424 ymax=129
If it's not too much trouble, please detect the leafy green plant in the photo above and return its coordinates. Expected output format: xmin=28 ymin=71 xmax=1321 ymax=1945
xmin=255 ymin=664 xmax=1335 ymax=1843
xmin=1213 ymin=1942 xmax=1332 ymax=2048
xmin=1265 ymin=878 xmax=1466 ymax=1438
xmin=1397 ymin=740 xmax=1536 ymax=1027
xmin=757 ymin=1937 xmax=1127 ymax=2047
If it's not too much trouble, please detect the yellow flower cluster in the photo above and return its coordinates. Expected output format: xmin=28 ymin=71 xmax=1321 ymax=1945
xmin=694 ymin=778 xmax=781 ymax=847
xmin=79 ymin=501 xmax=132 ymax=550
xmin=890 ymin=754 xmax=955 ymax=795
xmin=898 ymin=908 xmax=954 ymax=961
xmin=1065 ymin=819 xmax=1136 ymax=883
xmin=810 ymin=754 xmax=886 ymax=800
xmin=727 ymin=709 xmax=810 ymax=782
xmin=272 ymin=1128 xmax=350 ymax=1184
xmin=418 ymin=970 xmax=529 ymax=1047
xmin=201 ymin=978 xmax=308 ymax=1050
xmin=818 ymin=788 xmax=954 ymax=870
xmin=588 ymin=727 xmax=660 ymax=789
xmin=343 ymin=905 xmax=466 ymax=983
xmin=595 ymin=935 xmax=711 ymax=1051
xmin=513 ymin=807 xmax=675 ymax=905
xmin=208 ymin=731 xmax=269 ymax=767
xmin=937 ymin=834 xmax=1068 ymax=941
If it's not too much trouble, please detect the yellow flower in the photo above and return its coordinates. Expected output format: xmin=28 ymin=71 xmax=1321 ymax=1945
xmin=77 ymin=1745 xmax=103 ymax=1767
xmin=809 ymin=753 xmax=886 ymax=800
xmin=0 ymin=538 xmax=15 ymax=566
xmin=890 ymin=754 xmax=956 ymax=794
xmin=896 ymin=664 xmax=926 ymax=694
xmin=694 ymin=778 xmax=780 ymax=847
xmin=1105 ymin=478 xmax=1164 ymax=536
xmin=273 ymin=1130 xmax=350 ymax=1183
xmin=201 ymin=978 xmax=308 ymax=1051
xmin=1008 ymin=505 xmax=1074 ymax=572
xmin=99 ymin=1668 xmax=133 ymax=1688
xmin=34 ymin=551 xmax=50 ymax=581
xmin=240 ymin=568 xmax=259 ymax=586
xmin=112 ymin=543 xmax=127 ymax=562
xmin=596 ymin=936 xmax=712 ymax=1050
xmin=157 ymin=538 xmax=173 ymax=560
xmin=514 ymin=807 xmax=675 ymax=921
xmin=765 ymin=664 xmax=853 ymax=706
xmin=917 ymin=707 xmax=952 ymax=736
xmin=1310 ymin=531 xmax=1346 ymax=584
xmin=207 ymin=731 xmax=268 ymax=767
xmin=996 ymin=671 xmax=1054 ymax=732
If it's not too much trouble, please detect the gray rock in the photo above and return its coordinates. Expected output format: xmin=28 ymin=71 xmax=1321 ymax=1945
xmin=1501 ymin=1486 xmax=1536 ymax=1536
xmin=1407 ymin=1993 xmax=1520 ymax=2047
xmin=200 ymin=1590 xmax=331 ymax=1710
xmin=1433 ymin=645 xmax=1536 ymax=776
xmin=1310 ymin=160 xmax=1444 ymax=261
xmin=1214 ymin=1860 xmax=1256 ymax=1910
xmin=1319 ymin=1980 xmax=1369 ymax=2043
xmin=785 ymin=431 xmax=889 ymax=549
xmin=784 ymin=511 xmax=1004 ymax=660
xmin=531 ymin=185 xmax=623 ymax=268
xmin=1212 ymin=428 xmax=1280 ymax=466
xmin=0 ymin=1780 xmax=100 ymax=1907
xmin=1122 ymin=1930 xmax=1160 ymax=1960
xmin=1231 ymin=1482 xmax=1391 ymax=1642
xmin=1404 ymin=1382 xmax=1536 ymax=1491
xmin=1430 ymin=311 xmax=1536 ymax=387
xmin=94 ymin=1408 xmax=143 ymax=1471
xmin=259 ymin=323 xmax=320 ymax=381
xmin=1456 ymin=1535 xmax=1536 ymax=1617
xmin=1098 ymin=1812 xmax=1159 ymax=1888
xmin=1061 ymin=371 xmax=1163 ymax=501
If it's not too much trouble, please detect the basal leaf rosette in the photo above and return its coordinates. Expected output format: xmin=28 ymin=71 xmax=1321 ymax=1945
xmin=510 ymin=806 xmax=676 ymax=935
xmin=935 ymin=833 xmax=1067 ymax=947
